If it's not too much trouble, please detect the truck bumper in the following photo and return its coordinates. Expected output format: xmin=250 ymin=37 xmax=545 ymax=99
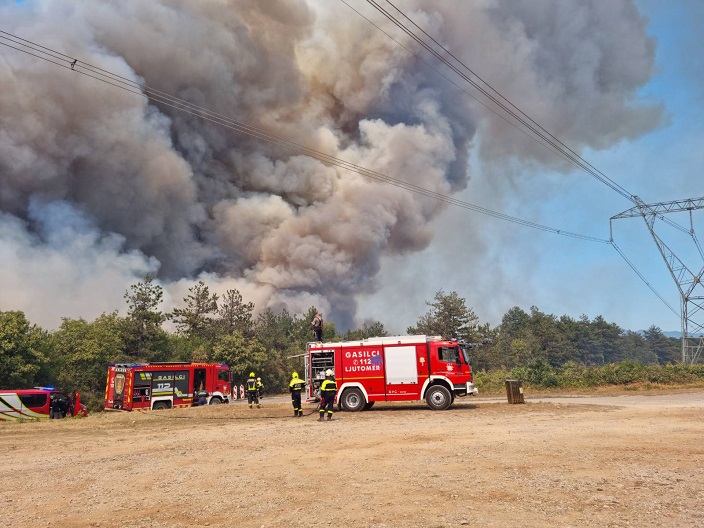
xmin=453 ymin=382 xmax=479 ymax=397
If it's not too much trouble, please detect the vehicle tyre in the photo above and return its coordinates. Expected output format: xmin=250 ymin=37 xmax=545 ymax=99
xmin=340 ymin=388 xmax=365 ymax=412
xmin=363 ymin=401 xmax=375 ymax=410
xmin=153 ymin=401 xmax=170 ymax=411
xmin=209 ymin=397 xmax=222 ymax=405
xmin=425 ymin=385 xmax=452 ymax=411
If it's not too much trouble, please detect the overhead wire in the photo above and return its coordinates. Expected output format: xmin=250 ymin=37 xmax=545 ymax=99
xmin=610 ymin=241 xmax=679 ymax=316
xmin=0 ymin=29 xmax=610 ymax=244
xmin=337 ymin=0 xmax=580 ymax=169
xmin=365 ymin=0 xmax=691 ymax=237
xmin=364 ymin=0 xmax=635 ymax=203
xmin=352 ymin=0 xmax=686 ymax=316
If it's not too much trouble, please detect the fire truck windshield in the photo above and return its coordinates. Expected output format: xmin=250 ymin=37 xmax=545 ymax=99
xmin=438 ymin=346 xmax=463 ymax=365
xmin=459 ymin=345 xmax=471 ymax=365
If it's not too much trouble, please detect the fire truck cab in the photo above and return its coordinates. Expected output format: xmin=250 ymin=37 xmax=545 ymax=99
xmin=105 ymin=362 xmax=231 ymax=411
xmin=307 ymin=335 xmax=478 ymax=411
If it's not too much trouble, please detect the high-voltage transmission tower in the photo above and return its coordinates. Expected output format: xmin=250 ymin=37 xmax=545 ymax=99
xmin=611 ymin=196 xmax=704 ymax=363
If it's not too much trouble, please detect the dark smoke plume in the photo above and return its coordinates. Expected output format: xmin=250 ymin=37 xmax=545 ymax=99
xmin=0 ymin=0 xmax=662 ymax=329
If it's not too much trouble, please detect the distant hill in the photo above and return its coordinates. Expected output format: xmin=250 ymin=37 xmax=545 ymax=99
xmin=648 ymin=331 xmax=704 ymax=339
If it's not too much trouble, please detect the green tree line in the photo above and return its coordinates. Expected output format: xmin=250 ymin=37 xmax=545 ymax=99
xmin=1 ymin=281 xmax=698 ymax=411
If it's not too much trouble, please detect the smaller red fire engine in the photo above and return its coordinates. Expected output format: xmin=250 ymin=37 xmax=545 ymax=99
xmin=105 ymin=362 xmax=231 ymax=411
xmin=0 ymin=387 xmax=88 ymax=421
xmin=307 ymin=335 xmax=478 ymax=411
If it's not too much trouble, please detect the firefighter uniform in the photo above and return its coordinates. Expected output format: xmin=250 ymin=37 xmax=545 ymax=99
xmin=246 ymin=373 xmax=260 ymax=408
xmin=319 ymin=370 xmax=337 ymax=421
xmin=289 ymin=372 xmax=306 ymax=417
xmin=49 ymin=394 xmax=63 ymax=419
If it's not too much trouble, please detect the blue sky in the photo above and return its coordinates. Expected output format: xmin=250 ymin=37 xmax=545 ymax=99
xmin=362 ymin=0 xmax=704 ymax=334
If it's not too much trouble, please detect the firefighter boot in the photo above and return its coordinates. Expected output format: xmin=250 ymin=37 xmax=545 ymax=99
xmin=318 ymin=413 xmax=325 ymax=421
xmin=293 ymin=409 xmax=298 ymax=417
xmin=326 ymin=413 xmax=332 ymax=421
xmin=298 ymin=410 xmax=304 ymax=417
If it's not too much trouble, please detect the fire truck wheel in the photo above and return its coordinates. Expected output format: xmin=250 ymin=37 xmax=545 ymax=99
xmin=425 ymin=385 xmax=452 ymax=411
xmin=340 ymin=388 xmax=365 ymax=412
xmin=153 ymin=401 xmax=170 ymax=411
xmin=209 ymin=397 xmax=222 ymax=405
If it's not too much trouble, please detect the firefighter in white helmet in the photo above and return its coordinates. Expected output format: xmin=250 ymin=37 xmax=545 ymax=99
xmin=319 ymin=369 xmax=337 ymax=421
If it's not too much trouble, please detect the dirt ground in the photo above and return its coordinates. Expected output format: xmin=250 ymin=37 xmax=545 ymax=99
xmin=2 ymin=390 xmax=703 ymax=528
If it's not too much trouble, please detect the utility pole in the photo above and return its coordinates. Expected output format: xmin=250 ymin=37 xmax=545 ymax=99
xmin=611 ymin=196 xmax=704 ymax=363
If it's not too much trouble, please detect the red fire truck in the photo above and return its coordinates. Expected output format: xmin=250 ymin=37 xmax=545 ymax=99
xmin=104 ymin=362 xmax=231 ymax=411
xmin=307 ymin=335 xmax=478 ymax=411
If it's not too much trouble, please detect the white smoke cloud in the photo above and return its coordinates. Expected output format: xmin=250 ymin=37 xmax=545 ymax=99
xmin=0 ymin=0 xmax=662 ymax=330
xmin=0 ymin=200 xmax=158 ymax=328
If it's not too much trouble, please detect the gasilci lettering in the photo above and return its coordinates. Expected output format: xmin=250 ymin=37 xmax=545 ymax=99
xmin=345 ymin=350 xmax=380 ymax=359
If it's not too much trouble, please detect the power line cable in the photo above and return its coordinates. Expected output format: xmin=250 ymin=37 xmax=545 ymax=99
xmin=337 ymin=0 xmax=579 ymax=169
xmin=610 ymin=241 xmax=679 ymax=316
xmin=380 ymin=0 xmax=634 ymax=199
xmin=350 ymin=0 xmax=684 ymax=313
xmin=0 ymin=29 xmax=610 ymax=244
xmin=359 ymin=0 xmax=690 ymax=237
xmin=362 ymin=0 xmax=633 ymax=202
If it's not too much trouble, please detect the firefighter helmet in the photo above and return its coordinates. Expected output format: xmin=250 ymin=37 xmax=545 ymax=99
xmin=292 ymin=371 xmax=299 ymax=379
xmin=325 ymin=369 xmax=333 ymax=377
xmin=249 ymin=372 xmax=255 ymax=377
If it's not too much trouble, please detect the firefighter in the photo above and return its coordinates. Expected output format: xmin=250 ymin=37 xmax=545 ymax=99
xmin=319 ymin=369 xmax=337 ymax=421
xmin=246 ymin=372 xmax=260 ymax=408
xmin=289 ymin=371 xmax=306 ymax=417
xmin=311 ymin=312 xmax=323 ymax=342
xmin=196 ymin=383 xmax=208 ymax=406
xmin=49 ymin=393 xmax=64 ymax=419
xmin=256 ymin=377 xmax=264 ymax=399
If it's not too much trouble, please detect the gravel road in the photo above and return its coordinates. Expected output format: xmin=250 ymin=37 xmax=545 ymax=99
xmin=2 ymin=390 xmax=703 ymax=528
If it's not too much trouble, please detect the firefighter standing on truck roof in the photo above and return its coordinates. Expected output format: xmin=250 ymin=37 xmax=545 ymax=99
xmin=319 ymin=369 xmax=337 ymax=421
xmin=311 ymin=312 xmax=323 ymax=342
xmin=246 ymin=372 xmax=260 ymax=408
xmin=289 ymin=371 xmax=306 ymax=417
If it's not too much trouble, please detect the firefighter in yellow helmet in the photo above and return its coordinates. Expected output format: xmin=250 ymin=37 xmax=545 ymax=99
xmin=246 ymin=372 xmax=260 ymax=408
xmin=319 ymin=369 xmax=337 ymax=421
xmin=289 ymin=371 xmax=306 ymax=417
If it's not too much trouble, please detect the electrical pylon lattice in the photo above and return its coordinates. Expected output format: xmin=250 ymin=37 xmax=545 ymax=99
xmin=611 ymin=196 xmax=704 ymax=363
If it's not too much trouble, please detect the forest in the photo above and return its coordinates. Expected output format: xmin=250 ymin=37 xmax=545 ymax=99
xmin=1 ymin=276 xmax=702 ymax=411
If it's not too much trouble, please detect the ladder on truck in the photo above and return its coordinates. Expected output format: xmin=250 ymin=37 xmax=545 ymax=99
xmin=306 ymin=342 xmax=335 ymax=402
